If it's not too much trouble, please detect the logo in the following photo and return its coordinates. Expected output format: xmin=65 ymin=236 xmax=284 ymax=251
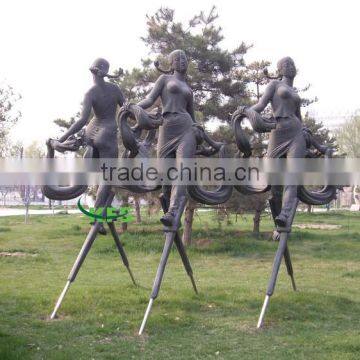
xmin=77 ymin=198 xmax=134 ymax=223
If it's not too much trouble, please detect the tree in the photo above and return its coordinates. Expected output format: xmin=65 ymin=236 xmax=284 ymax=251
xmin=211 ymin=125 xmax=269 ymax=235
xmin=182 ymin=199 xmax=197 ymax=246
xmin=335 ymin=112 xmax=360 ymax=208
xmin=129 ymin=7 xmax=256 ymax=244
xmin=302 ymin=113 xmax=337 ymax=212
xmin=141 ymin=6 xmax=251 ymax=125
xmin=0 ymin=186 xmax=14 ymax=206
xmin=303 ymin=113 xmax=336 ymax=148
xmin=133 ymin=195 xmax=142 ymax=223
xmin=245 ymin=60 xmax=271 ymax=102
xmin=0 ymin=83 xmax=21 ymax=157
xmin=335 ymin=111 xmax=360 ymax=157
xmin=24 ymin=140 xmax=45 ymax=158
xmin=53 ymin=116 xmax=76 ymax=132
xmin=17 ymin=142 xmax=45 ymax=223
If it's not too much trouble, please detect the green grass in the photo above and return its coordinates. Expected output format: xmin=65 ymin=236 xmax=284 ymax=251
xmin=0 ymin=210 xmax=359 ymax=359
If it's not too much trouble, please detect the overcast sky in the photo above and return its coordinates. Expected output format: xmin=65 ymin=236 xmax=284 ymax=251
xmin=1 ymin=0 xmax=359 ymax=146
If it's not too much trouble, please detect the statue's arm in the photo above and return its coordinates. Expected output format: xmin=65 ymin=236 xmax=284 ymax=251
xmin=59 ymin=91 xmax=92 ymax=143
xmin=117 ymin=87 xmax=125 ymax=106
xmin=251 ymin=81 xmax=276 ymax=113
xmin=137 ymin=75 xmax=165 ymax=109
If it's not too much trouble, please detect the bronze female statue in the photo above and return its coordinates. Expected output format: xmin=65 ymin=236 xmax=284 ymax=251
xmin=44 ymin=53 xmax=338 ymax=332
xmin=137 ymin=49 xmax=200 ymax=226
xmin=231 ymin=57 xmax=337 ymax=328
xmin=58 ymin=58 xmax=124 ymax=156
xmin=59 ymin=58 xmax=124 ymax=207
xmin=43 ymin=58 xmax=125 ymax=234
xmin=135 ymin=50 xmax=232 ymax=334
xmin=251 ymin=57 xmax=306 ymax=227
xmin=44 ymin=59 xmax=141 ymax=319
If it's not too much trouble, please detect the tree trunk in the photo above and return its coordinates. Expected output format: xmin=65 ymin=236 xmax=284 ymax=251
xmin=24 ymin=186 xmax=30 ymax=223
xmin=25 ymin=202 xmax=29 ymax=223
xmin=182 ymin=201 xmax=196 ymax=246
xmin=253 ymin=209 xmax=261 ymax=235
xmin=121 ymin=195 xmax=129 ymax=232
xmin=307 ymin=204 xmax=312 ymax=213
xmin=134 ymin=197 xmax=141 ymax=223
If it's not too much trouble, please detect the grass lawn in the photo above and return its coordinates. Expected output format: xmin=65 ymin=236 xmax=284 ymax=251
xmin=0 ymin=209 xmax=359 ymax=359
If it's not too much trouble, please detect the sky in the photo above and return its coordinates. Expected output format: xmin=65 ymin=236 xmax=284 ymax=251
xmin=1 ymin=0 xmax=359 ymax=146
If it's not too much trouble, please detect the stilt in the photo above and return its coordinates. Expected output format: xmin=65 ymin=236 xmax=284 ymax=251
xmin=257 ymin=199 xmax=299 ymax=328
xmin=173 ymin=235 xmax=198 ymax=294
xmin=257 ymin=295 xmax=270 ymax=329
xmin=159 ymin=194 xmax=198 ymax=294
xmin=257 ymin=232 xmax=289 ymax=328
xmin=107 ymin=221 xmax=137 ymax=286
xmin=284 ymin=245 xmax=296 ymax=291
xmin=139 ymin=298 xmax=154 ymax=335
xmin=139 ymin=231 xmax=175 ymax=335
xmin=50 ymin=191 xmax=136 ymax=319
xmin=269 ymin=196 xmax=297 ymax=291
xmin=139 ymin=196 xmax=187 ymax=335
xmin=50 ymin=280 xmax=71 ymax=319
xmin=50 ymin=221 xmax=102 ymax=319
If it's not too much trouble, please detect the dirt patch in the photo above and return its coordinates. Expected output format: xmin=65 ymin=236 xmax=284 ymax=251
xmin=233 ymin=321 xmax=259 ymax=334
xmin=0 ymin=251 xmax=38 ymax=258
xmin=98 ymin=336 xmax=112 ymax=344
xmin=293 ymin=223 xmax=341 ymax=230
xmin=195 ymin=238 xmax=213 ymax=248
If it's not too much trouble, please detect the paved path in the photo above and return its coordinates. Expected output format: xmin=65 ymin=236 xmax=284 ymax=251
xmin=0 ymin=208 xmax=81 ymax=217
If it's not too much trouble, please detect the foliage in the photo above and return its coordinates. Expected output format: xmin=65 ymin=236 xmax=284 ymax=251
xmin=303 ymin=112 xmax=336 ymax=148
xmin=24 ymin=141 xmax=45 ymax=158
xmin=335 ymin=111 xmax=360 ymax=157
xmin=114 ymin=6 xmax=255 ymax=124
xmin=0 ymin=83 xmax=21 ymax=157
xmin=53 ymin=111 xmax=80 ymax=132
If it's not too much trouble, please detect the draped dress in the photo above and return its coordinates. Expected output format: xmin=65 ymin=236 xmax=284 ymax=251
xmin=267 ymin=80 xmax=306 ymax=159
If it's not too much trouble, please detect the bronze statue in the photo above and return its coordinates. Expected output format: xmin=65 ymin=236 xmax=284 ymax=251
xmin=137 ymin=49 xmax=200 ymax=226
xmin=43 ymin=59 xmax=139 ymax=320
xmin=42 ymin=53 xmax=338 ymax=333
xmin=252 ymin=57 xmax=306 ymax=227
xmin=135 ymin=50 xmax=230 ymax=334
xmin=230 ymin=57 xmax=337 ymax=328
xmin=183 ymin=56 xmax=337 ymax=330
xmin=44 ymin=56 xmax=198 ymax=323
xmin=43 ymin=58 xmax=125 ymax=234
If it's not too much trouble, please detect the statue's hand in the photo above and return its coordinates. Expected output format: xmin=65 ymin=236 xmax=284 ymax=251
xmin=231 ymin=106 xmax=247 ymax=122
xmin=120 ymin=101 xmax=132 ymax=113
xmin=192 ymin=124 xmax=224 ymax=153
xmin=61 ymin=136 xmax=82 ymax=151
xmin=195 ymin=145 xmax=218 ymax=156
xmin=47 ymin=136 xmax=81 ymax=153
xmin=46 ymin=138 xmax=58 ymax=149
